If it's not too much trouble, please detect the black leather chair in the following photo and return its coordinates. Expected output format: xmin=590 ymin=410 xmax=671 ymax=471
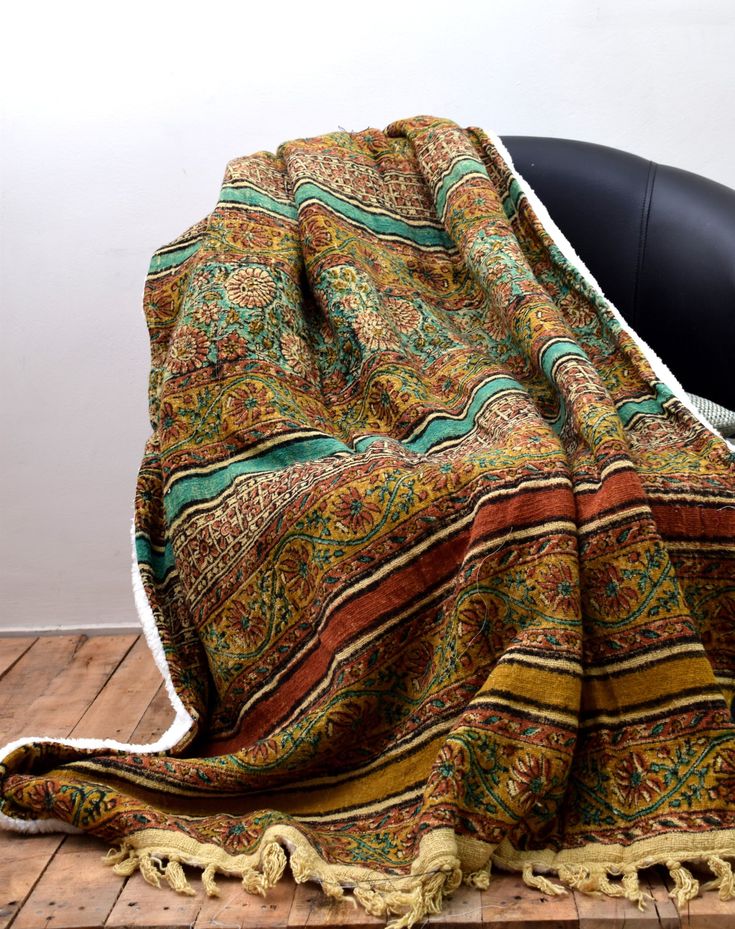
xmin=501 ymin=137 xmax=735 ymax=409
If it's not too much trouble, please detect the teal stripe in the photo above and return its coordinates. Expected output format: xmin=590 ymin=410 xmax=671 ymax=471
xmin=355 ymin=376 xmax=523 ymax=455
xmin=220 ymin=185 xmax=298 ymax=220
xmin=538 ymin=340 xmax=588 ymax=435
xmin=502 ymin=178 xmax=524 ymax=220
xmin=539 ymin=339 xmax=673 ymax=432
xmin=435 ymin=156 xmax=488 ymax=218
xmin=149 ymin=239 xmax=203 ymax=275
xmin=164 ymin=435 xmax=352 ymax=521
xmin=617 ymin=382 xmax=673 ymax=425
xmin=538 ymin=339 xmax=589 ymax=379
xmin=163 ymin=379 xmax=525 ymax=522
xmin=135 ymin=535 xmax=175 ymax=583
xmin=293 ymin=182 xmax=453 ymax=248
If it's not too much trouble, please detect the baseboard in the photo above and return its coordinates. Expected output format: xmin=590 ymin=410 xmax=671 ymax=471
xmin=0 ymin=623 xmax=142 ymax=637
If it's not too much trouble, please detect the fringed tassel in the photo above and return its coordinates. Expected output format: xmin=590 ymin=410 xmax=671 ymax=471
xmin=557 ymin=863 xmax=589 ymax=890
xmin=622 ymin=868 xmax=654 ymax=910
xmin=103 ymin=840 xmax=287 ymax=901
xmin=164 ymin=859 xmax=196 ymax=896
xmin=321 ymin=881 xmax=345 ymax=901
xmin=138 ymin=853 xmax=163 ymax=889
xmin=667 ymin=860 xmax=700 ymax=908
xmin=703 ymin=856 xmax=735 ymax=901
xmin=289 ymin=847 xmax=312 ymax=884
xmin=464 ymin=867 xmax=491 ymax=890
xmin=290 ymin=845 xmax=345 ymax=902
xmin=241 ymin=867 xmax=268 ymax=897
xmin=596 ymin=871 xmax=626 ymax=899
xmin=354 ymin=865 xmax=461 ymax=929
xmin=103 ymin=845 xmax=130 ymax=866
xmin=353 ymin=886 xmax=388 ymax=918
xmin=240 ymin=840 xmax=287 ymax=897
xmin=385 ymin=870 xmax=451 ymax=929
xmin=262 ymin=841 xmax=287 ymax=886
xmin=521 ymin=863 xmax=566 ymax=896
xmin=202 ymin=864 xmax=220 ymax=898
xmin=556 ymin=863 xmax=652 ymax=909
xmin=111 ymin=854 xmax=140 ymax=878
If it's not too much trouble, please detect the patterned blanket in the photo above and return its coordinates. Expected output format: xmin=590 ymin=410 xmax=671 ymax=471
xmin=3 ymin=116 xmax=735 ymax=927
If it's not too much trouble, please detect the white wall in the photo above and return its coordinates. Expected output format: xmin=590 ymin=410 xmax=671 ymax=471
xmin=1 ymin=0 xmax=733 ymax=633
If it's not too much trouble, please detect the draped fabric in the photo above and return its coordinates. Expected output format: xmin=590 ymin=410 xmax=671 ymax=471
xmin=3 ymin=116 xmax=735 ymax=926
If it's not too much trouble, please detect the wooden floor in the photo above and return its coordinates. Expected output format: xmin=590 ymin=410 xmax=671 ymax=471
xmin=1 ymin=635 xmax=734 ymax=929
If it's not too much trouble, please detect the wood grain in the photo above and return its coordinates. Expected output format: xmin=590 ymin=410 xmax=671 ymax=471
xmin=12 ymin=833 xmax=124 ymax=929
xmin=0 ymin=635 xmax=132 ymax=742
xmin=288 ymin=882 xmax=384 ymax=927
xmin=71 ymin=636 xmax=162 ymax=740
xmin=129 ymin=682 xmax=176 ymax=745
xmin=106 ymin=870 xmax=202 ymax=928
xmin=647 ymin=869 xmax=681 ymax=929
xmin=0 ymin=637 xmax=36 ymax=682
xmin=0 ymin=832 xmax=63 ymax=929
xmin=574 ymin=884 xmax=664 ymax=929
xmin=481 ymin=872 xmax=578 ymax=927
xmin=433 ymin=882 xmax=485 ymax=925
xmin=196 ymin=874 xmax=297 ymax=928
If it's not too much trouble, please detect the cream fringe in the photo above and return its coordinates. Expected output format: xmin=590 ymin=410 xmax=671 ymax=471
xmin=102 ymin=827 xmax=735 ymax=927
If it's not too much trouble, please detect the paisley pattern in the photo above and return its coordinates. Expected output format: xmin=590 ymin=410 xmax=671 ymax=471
xmin=2 ymin=116 xmax=735 ymax=924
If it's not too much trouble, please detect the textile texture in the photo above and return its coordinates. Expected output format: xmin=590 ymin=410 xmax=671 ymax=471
xmin=3 ymin=116 xmax=735 ymax=925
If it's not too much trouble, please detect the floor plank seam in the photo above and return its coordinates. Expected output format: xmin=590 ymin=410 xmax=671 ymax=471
xmin=71 ymin=635 xmax=145 ymax=736
xmin=0 ymin=638 xmax=38 ymax=686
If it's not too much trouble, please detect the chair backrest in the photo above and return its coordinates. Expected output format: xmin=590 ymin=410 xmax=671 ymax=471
xmin=501 ymin=136 xmax=735 ymax=407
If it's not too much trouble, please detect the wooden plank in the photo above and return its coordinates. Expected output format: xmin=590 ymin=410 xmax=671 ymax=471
xmin=106 ymin=870 xmax=202 ymax=928
xmin=71 ymin=636 xmax=162 ymax=740
xmin=0 ymin=832 xmax=63 ymax=929
xmin=0 ymin=637 xmax=36 ymax=681
xmin=0 ymin=634 xmax=137 ymax=743
xmin=481 ymin=871 xmax=578 ymax=927
xmin=0 ymin=635 xmax=90 ymax=740
xmin=12 ymin=833 xmax=124 ymax=929
xmin=574 ymin=882 xmax=666 ymax=929
xmin=434 ymin=881 xmax=485 ymax=925
xmin=196 ymin=874 xmax=297 ymax=928
xmin=288 ymin=881 xmax=384 ymax=927
xmin=129 ymin=681 xmax=176 ymax=745
xmin=647 ymin=868 xmax=680 ymax=929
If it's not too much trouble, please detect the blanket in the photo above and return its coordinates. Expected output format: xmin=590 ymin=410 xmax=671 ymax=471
xmin=3 ymin=115 xmax=735 ymax=926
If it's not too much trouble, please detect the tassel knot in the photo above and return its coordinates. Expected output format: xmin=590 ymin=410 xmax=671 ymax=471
xmin=705 ymin=856 xmax=735 ymax=901
xmin=202 ymin=863 xmax=220 ymax=897
xmin=464 ymin=868 xmax=490 ymax=889
xmin=667 ymin=860 xmax=700 ymax=907
xmin=164 ymin=859 xmax=196 ymax=896
xmin=622 ymin=869 xmax=653 ymax=910
xmin=521 ymin=863 xmax=566 ymax=896
xmin=138 ymin=852 xmax=163 ymax=889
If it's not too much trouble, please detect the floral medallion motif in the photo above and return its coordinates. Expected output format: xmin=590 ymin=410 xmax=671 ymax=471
xmin=225 ymin=266 xmax=277 ymax=308
xmin=281 ymin=331 xmax=314 ymax=379
xmin=352 ymin=308 xmax=394 ymax=351
xmin=168 ymin=325 xmax=209 ymax=374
